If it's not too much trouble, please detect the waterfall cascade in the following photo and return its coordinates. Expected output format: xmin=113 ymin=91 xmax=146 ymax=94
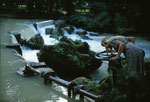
xmin=14 ymin=20 xmax=150 ymax=63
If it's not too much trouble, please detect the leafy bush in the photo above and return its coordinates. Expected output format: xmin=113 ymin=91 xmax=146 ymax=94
xmin=90 ymin=2 xmax=108 ymax=14
xmin=101 ymin=59 xmax=150 ymax=102
xmin=114 ymin=13 xmax=128 ymax=28
xmin=67 ymin=13 xmax=88 ymax=28
xmin=114 ymin=13 xmax=136 ymax=35
xmin=67 ymin=11 xmax=111 ymax=32
xmin=96 ymin=11 xmax=111 ymax=32
xmin=102 ymin=71 xmax=150 ymax=102
xmin=117 ymin=27 xmax=136 ymax=35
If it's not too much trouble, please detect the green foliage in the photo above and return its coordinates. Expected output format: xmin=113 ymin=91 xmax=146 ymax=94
xmin=102 ymin=70 xmax=150 ymax=102
xmin=67 ymin=11 xmax=111 ymax=32
xmin=74 ymin=39 xmax=82 ymax=45
xmin=67 ymin=14 xmax=88 ymax=28
xmin=25 ymin=34 xmax=44 ymax=49
xmin=114 ymin=13 xmax=136 ymax=35
xmin=72 ymin=77 xmax=102 ymax=95
xmin=96 ymin=11 xmax=111 ymax=31
xmin=117 ymin=27 xmax=136 ymax=35
xmin=90 ymin=2 xmax=108 ymax=14
xmin=114 ymin=13 xmax=128 ymax=28
xmin=102 ymin=59 xmax=150 ymax=102
xmin=37 ymin=37 xmax=102 ymax=78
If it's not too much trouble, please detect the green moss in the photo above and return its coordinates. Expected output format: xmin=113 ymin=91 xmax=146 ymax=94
xmin=37 ymin=37 xmax=102 ymax=78
xmin=72 ymin=77 xmax=101 ymax=95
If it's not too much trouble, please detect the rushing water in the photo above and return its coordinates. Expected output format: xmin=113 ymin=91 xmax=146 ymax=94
xmin=0 ymin=18 xmax=150 ymax=102
xmin=0 ymin=18 xmax=76 ymax=102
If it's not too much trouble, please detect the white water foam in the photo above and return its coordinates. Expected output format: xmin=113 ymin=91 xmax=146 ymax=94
xmin=10 ymin=34 xmax=18 ymax=44
xmin=21 ymin=46 xmax=40 ymax=62
xmin=38 ymin=25 xmax=59 ymax=45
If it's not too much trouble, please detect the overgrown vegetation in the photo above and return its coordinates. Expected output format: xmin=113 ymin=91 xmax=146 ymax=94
xmin=100 ymin=59 xmax=150 ymax=102
xmin=1 ymin=0 xmax=150 ymax=36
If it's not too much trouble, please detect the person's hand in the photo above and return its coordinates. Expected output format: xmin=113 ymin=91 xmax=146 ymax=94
xmin=109 ymin=56 xmax=119 ymax=61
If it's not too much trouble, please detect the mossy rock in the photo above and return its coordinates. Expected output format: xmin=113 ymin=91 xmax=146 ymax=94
xmin=59 ymin=36 xmax=76 ymax=46
xmin=89 ymin=32 xmax=100 ymax=36
xmin=98 ymin=75 xmax=113 ymax=94
xmin=63 ymin=26 xmax=74 ymax=34
xmin=45 ymin=28 xmax=53 ymax=35
xmin=72 ymin=77 xmax=101 ymax=95
xmin=25 ymin=34 xmax=44 ymax=49
xmin=76 ymin=30 xmax=87 ymax=35
xmin=49 ymin=28 xmax=64 ymax=40
xmin=72 ymin=76 xmax=112 ymax=95
xmin=37 ymin=37 xmax=102 ymax=78
xmin=80 ymin=35 xmax=92 ymax=40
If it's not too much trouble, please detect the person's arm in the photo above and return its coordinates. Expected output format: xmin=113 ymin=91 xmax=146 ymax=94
xmin=110 ymin=42 xmax=125 ymax=61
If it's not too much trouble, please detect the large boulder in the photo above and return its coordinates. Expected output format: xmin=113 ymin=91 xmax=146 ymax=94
xmin=49 ymin=28 xmax=64 ymax=40
xmin=37 ymin=37 xmax=102 ymax=78
xmin=25 ymin=34 xmax=44 ymax=49
xmin=45 ymin=28 xmax=53 ymax=35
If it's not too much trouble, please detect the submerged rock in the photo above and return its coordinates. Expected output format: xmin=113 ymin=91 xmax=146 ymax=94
xmin=45 ymin=28 xmax=53 ymax=34
xmin=80 ymin=35 xmax=92 ymax=40
xmin=76 ymin=30 xmax=87 ymax=35
xmin=63 ymin=26 xmax=74 ymax=34
xmin=49 ymin=28 xmax=64 ymax=40
xmin=37 ymin=37 xmax=102 ymax=78
xmin=89 ymin=32 xmax=100 ymax=36
xmin=25 ymin=34 xmax=44 ymax=49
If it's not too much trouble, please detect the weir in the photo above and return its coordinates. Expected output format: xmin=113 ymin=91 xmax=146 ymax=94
xmin=33 ymin=20 xmax=54 ymax=31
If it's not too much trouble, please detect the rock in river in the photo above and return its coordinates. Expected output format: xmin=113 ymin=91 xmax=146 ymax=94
xmin=37 ymin=37 xmax=102 ymax=78
xmin=24 ymin=34 xmax=44 ymax=49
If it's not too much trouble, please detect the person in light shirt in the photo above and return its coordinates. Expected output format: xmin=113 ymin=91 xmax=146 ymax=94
xmin=101 ymin=36 xmax=145 ymax=75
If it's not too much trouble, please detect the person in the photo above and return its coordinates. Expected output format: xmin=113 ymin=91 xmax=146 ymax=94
xmin=101 ymin=36 xmax=145 ymax=75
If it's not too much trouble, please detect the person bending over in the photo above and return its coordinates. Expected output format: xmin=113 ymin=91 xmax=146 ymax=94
xmin=101 ymin=36 xmax=145 ymax=75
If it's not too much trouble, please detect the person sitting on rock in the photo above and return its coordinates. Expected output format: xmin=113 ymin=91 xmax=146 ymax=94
xmin=101 ymin=36 xmax=145 ymax=75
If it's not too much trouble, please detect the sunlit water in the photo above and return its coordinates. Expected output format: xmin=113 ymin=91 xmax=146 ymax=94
xmin=0 ymin=18 xmax=150 ymax=102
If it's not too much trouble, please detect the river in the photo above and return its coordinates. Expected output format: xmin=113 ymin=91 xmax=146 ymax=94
xmin=0 ymin=18 xmax=150 ymax=102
